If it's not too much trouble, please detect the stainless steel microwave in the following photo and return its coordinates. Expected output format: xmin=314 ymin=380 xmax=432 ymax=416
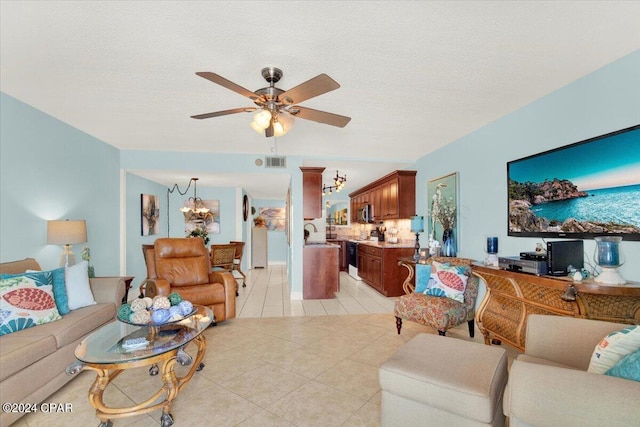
xmin=357 ymin=204 xmax=373 ymax=223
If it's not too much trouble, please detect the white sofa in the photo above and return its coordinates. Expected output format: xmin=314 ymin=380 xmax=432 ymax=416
xmin=504 ymin=314 xmax=640 ymax=427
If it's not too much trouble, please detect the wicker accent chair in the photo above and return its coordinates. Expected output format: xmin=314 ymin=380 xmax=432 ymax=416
xmin=394 ymin=257 xmax=478 ymax=337
xmin=211 ymin=244 xmax=239 ymax=296
xmin=230 ymin=241 xmax=247 ymax=288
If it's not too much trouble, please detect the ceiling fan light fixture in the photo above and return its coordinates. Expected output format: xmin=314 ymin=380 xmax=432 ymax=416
xmin=273 ymin=120 xmax=287 ymax=137
xmin=250 ymin=120 xmax=265 ymax=134
xmin=253 ymin=110 xmax=272 ymax=129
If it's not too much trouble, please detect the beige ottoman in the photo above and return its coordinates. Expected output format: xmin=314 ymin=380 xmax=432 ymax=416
xmin=379 ymin=333 xmax=507 ymax=427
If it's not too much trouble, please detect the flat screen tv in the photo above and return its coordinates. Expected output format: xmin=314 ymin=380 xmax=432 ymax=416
xmin=507 ymin=124 xmax=640 ymax=241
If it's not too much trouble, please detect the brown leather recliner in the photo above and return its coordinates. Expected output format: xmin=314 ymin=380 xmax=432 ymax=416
xmin=143 ymin=237 xmax=236 ymax=323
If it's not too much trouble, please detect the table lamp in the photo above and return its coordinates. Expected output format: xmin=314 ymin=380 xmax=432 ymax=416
xmin=410 ymin=215 xmax=424 ymax=261
xmin=47 ymin=220 xmax=87 ymax=267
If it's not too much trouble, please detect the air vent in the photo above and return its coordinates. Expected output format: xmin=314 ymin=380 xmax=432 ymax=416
xmin=265 ymin=156 xmax=286 ymax=168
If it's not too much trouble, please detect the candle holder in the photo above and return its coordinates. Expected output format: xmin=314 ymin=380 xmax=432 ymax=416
xmin=593 ymin=236 xmax=626 ymax=285
xmin=483 ymin=236 xmax=499 ymax=267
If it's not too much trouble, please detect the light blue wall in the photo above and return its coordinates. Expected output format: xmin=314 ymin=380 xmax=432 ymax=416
xmin=124 ymin=173 xmax=167 ymax=293
xmin=0 ymin=93 xmax=121 ymax=273
xmin=414 ymin=50 xmax=640 ymax=283
xmin=253 ymin=199 xmax=288 ymax=264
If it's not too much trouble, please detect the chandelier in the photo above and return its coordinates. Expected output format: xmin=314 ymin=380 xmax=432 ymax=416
xmin=178 ymin=178 xmax=210 ymax=219
xmin=322 ymin=170 xmax=347 ymax=196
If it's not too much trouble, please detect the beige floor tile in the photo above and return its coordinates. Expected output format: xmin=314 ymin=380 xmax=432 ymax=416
xmin=301 ymin=332 xmax=373 ymax=359
xmin=221 ymin=363 xmax=310 ymax=407
xmin=267 ymin=381 xmax=367 ymax=427
xmin=341 ymin=401 xmax=382 ymax=427
xmin=314 ymin=359 xmax=381 ymax=401
xmin=259 ymin=346 xmax=345 ymax=379
xmin=151 ymin=379 xmax=263 ymax=427
xmin=235 ymin=409 xmax=296 ymax=427
xmin=196 ymin=347 xmax=266 ymax=385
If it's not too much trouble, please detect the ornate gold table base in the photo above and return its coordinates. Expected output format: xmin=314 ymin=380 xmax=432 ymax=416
xmin=68 ymin=335 xmax=206 ymax=427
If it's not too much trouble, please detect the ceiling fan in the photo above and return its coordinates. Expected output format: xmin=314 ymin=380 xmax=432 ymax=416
xmin=191 ymin=67 xmax=351 ymax=137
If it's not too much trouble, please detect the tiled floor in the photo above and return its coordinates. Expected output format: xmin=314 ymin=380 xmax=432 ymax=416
xmin=16 ymin=266 xmax=520 ymax=427
xmin=236 ymin=265 xmax=397 ymax=318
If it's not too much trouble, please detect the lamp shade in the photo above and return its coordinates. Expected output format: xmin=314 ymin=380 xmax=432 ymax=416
xmin=47 ymin=220 xmax=87 ymax=245
xmin=410 ymin=215 xmax=424 ymax=233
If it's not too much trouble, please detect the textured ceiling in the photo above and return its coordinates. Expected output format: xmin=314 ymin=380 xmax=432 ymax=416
xmin=2 ymin=1 xmax=639 ymax=199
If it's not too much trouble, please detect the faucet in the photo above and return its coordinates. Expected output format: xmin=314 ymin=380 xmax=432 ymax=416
xmin=304 ymin=223 xmax=318 ymax=233
xmin=304 ymin=223 xmax=318 ymax=243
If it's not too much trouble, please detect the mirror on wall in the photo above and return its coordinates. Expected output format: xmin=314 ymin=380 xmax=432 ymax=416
xmin=326 ymin=200 xmax=349 ymax=227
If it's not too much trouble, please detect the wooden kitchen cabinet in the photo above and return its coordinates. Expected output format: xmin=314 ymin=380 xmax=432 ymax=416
xmin=358 ymin=243 xmax=414 ymax=296
xmin=473 ymin=264 xmax=640 ymax=351
xmin=327 ymin=239 xmax=348 ymax=271
xmin=349 ymin=170 xmax=416 ymax=221
xmin=300 ymin=167 xmax=325 ymax=220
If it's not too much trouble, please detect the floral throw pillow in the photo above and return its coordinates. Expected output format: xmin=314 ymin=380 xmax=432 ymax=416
xmin=0 ymin=276 xmax=62 ymax=336
xmin=425 ymin=261 xmax=469 ymax=303
xmin=2 ymin=269 xmax=69 ymax=315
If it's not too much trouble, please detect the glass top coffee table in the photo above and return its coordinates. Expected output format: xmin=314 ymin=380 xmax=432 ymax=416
xmin=67 ymin=305 xmax=212 ymax=427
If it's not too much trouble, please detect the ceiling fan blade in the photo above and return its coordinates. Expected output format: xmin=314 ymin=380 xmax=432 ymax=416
xmin=279 ymin=74 xmax=340 ymax=105
xmin=191 ymin=107 xmax=255 ymax=120
xmin=195 ymin=72 xmax=259 ymax=100
xmin=289 ymin=106 xmax=351 ymax=128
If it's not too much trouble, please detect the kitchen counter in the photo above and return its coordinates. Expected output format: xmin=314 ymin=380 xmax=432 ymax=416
xmin=352 ymin=240 xmax=414 ymax=249
xmin=304 ymin=242 xmax=339 ymax=247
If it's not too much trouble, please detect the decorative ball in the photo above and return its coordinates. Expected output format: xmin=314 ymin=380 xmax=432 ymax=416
xmin=118 ymin=304 xmax=132 ymax=320
xmin=151 ymin=308 xmax=170 ymax=324
xmin=142 ymin=297 xmax=153 ymax=308
xmin=130 ymin=298 xmax=147 ymax=312
xmin=130 ymin=310 xmax=151 ymax=324
xmin=169 ymin=306 xmax=183 ymax=318
xmin=168 ymin=292 xmax=183 ymax=306
xmin=152 ymin=296 xmax=171 ymax=310
xmin=178 ymin=300 xmax=193 ymax=316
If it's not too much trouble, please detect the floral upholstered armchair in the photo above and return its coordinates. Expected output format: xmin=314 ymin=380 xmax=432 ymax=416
xmin=394 ymin=257 xmax=478 ymax=337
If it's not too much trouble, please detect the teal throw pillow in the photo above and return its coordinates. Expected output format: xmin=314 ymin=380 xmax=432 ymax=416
xmin=605 ymin=348 xmax=640 ymax=382
xmin=2 ymin=269 xmax=70 ymax=315
xmin=414 ymin=264 xmax=432 ymax=293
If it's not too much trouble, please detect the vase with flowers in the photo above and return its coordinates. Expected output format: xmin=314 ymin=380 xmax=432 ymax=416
xmin=187 ymin=227 xmax=210 ymax=245
xmin=436 ymin=198 xmax=457 ymax=257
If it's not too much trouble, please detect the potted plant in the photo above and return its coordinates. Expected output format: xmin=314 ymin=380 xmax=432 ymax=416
xmin=187 ymin=227 xmax=209 ymax=245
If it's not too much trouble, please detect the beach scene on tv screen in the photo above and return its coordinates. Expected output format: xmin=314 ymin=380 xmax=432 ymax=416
xmin=508 ymin=126 xmax=640 ymax=236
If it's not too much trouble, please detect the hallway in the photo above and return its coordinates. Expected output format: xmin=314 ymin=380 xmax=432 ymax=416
xmin=235 ymin=265 xmax=397 ymax=318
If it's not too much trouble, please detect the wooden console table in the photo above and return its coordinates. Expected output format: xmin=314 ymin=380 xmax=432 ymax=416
xmin=473 ymin=264 xmax=640 ymax=351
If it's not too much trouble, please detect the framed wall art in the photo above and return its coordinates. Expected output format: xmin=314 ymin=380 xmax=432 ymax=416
xmin=141 ymin=194 xmax=160 ymax=236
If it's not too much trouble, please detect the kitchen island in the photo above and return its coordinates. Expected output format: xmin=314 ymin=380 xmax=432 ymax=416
xmin=303 ymin=243 xmax=340 ymax=299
